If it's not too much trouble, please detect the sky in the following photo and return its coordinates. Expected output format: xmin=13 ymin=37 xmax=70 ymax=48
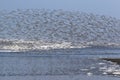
xmin=0 ymin=0 xmax=120 ymax=19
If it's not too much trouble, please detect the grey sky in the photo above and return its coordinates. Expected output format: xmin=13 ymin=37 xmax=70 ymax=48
xmin=0 ymin=0 xmax=120 ymax=19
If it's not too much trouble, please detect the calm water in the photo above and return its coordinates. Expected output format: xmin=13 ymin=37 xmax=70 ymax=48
xmin=0 ymin=47 xmax=120 ymax=76
xmin=0 ymin=47 xmax=120 ymax=58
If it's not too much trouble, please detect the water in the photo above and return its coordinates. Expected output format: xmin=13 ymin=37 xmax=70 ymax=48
xmin=0 ymin=47 xmax=120 ymax=58
xmin=0 ymin=47 xmax=120 ymax=77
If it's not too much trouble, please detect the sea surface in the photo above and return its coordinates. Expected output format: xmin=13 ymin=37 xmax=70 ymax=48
xmin=0 ymin=47 xmax=120 ymax=77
